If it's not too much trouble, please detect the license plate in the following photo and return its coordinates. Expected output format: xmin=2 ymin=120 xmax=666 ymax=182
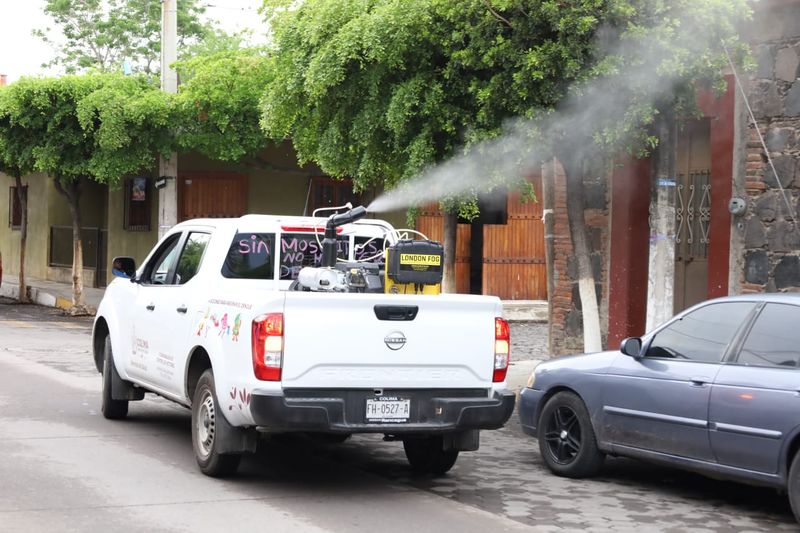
xmin=365 ymin=398 xmax=410 ymax=422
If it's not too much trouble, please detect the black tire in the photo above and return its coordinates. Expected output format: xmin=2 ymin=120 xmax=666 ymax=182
xmin=788 ymin=452 xmax=800 ymax=524
xmin=191 ymin=369 xmax=242 ymax=477
xmin=537 ymin=391 xmax=604 ymax=478
xmin=403 ymin=436 xmax=459 ymax=475
xmin=101 ymin=337 xmax=129 ymax=420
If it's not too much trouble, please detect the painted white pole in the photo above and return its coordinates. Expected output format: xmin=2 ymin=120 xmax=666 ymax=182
xmin=158 ymin=0 xmax=178 ymax=238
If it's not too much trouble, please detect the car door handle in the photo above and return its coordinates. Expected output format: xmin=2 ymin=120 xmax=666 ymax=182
xmin=146 ymin=303 xmax=155 ymax=311
xmin=176 ymin=305 xmax=188 ymax=314
xmin=690 ymin=377 xmax=708 ymax=386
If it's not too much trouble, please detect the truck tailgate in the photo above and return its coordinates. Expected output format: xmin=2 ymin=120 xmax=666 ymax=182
xmin=281 ymin=292 xmax=502 ymax=389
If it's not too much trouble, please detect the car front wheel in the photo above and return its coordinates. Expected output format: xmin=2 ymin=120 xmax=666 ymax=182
xmin=101 ymin=337 xmax=129 ymax=420
xmin=537 ymin=391 xmax=604 ymax=478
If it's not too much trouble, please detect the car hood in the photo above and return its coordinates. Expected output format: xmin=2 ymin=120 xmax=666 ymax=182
xmin=535 ymin=350 xmax=619 ymax=375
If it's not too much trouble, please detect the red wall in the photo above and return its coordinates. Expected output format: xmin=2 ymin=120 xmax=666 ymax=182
xmin=607 ymin=156 xmax=651 ymax=346
xmin=697 ymin=77 xmax=735 ymax=298
xmin=608 ymin=80 xmax=735 ymax=345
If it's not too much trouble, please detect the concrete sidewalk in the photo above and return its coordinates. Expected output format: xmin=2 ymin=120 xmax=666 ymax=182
xmin=0 ymin=277 xmax=105 ymax=312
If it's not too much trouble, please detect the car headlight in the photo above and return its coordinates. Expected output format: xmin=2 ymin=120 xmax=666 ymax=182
xmin=526 ymin=369 xmax=536 ymax=388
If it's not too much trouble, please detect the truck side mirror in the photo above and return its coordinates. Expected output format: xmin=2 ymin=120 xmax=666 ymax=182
xmin=112 ymin=256 xmax=137 ymax=280
xmin=620 ymin=337 xmax=643 ymax=358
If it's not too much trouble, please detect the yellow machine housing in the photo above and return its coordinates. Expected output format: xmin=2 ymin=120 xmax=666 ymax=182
xmin=383 ymin=240 xmax=443 ymax=295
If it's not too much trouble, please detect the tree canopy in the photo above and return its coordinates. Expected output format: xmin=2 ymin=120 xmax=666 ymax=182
xmin=0 ymin=73 xmax=177 ymax=310
xmin=260 ymin=0 xmax=750 ymax=196
xmin=35 ymin=0 xmax=210 ymax=74
xmin=175 ymin=48 xmax=272 ymax=162
xmin=0 ymin=89 xmax=38 ymax=180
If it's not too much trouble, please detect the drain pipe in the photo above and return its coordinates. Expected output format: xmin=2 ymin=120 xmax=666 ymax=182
xmin=541 ymin=161 xmax=556 ymax=355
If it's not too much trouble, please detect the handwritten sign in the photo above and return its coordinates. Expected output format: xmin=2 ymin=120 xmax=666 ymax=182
xmin=222 ymin=233 xmax=276 ymax=279
xmin=223 ymin=232 xmax=385 ymax=281
xmin=279 ymin=234 xmax=385 ymax=280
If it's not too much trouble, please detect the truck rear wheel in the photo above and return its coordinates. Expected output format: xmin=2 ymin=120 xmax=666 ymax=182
xmin=403 ymin=436 xmax=459 ymax=475
xmin=101 ymin=337 xmax=129 ymax=420
xmin=192 ymin=369 xmax=242 ymax=477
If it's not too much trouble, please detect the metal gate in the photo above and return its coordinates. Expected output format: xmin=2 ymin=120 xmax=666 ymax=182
xmin=674 ymin=119 xmax=711 ymax=312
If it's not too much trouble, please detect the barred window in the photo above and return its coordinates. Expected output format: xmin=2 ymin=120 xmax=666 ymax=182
xmin=8 ymin=185 xmax=26 ymax=228
xmin=124 ymin=177 xmax=150 ymax=231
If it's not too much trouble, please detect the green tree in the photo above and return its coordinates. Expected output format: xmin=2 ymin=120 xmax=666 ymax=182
xmin=175 ymin=48 xmax=272 ymax=162
xmin=35 ymin=0 xmax=209 ymax=74
xmin=261 ymin=0 xmax=749 ymax=348
xmin=0 ymin=89 xmax=38 ymax=303
xmin=2 ymin=74 xmax=173 ymax=312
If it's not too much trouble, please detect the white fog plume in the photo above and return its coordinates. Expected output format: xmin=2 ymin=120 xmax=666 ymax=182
xmin=367 ymin=4 xmax=742 ymax=213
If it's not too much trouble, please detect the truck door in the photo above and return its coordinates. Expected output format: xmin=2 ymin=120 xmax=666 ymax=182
xmin=129 ymin=233 xmax=183 ymax=385
xmin=158 ymin=231 xmax=212 ymax=395
xmin=137 ymin=231 xmax=211 ymax=394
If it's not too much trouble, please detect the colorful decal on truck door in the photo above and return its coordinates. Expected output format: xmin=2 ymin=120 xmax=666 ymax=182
xmin=218 ymin=313 xmax=230 ymax=337
xmin=231 ymin=314 xmax=242 ymax=341
xmin=196 ymin=308 xmax=241 ymax=342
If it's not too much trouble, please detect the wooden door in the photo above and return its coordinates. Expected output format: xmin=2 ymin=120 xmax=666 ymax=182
xmin=414 ymin=174 xmax=546 ymax=299
xmin=179 ymin=173 xmax=248 ymax=221
xmin=416 ymin=210 xmax=471 ymax=293
xmin=483 ymin=174 xmax=546 ymax=300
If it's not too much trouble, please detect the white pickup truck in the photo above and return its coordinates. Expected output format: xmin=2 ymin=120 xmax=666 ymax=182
xmin=93 ymin=206 xmax=515 ymax=477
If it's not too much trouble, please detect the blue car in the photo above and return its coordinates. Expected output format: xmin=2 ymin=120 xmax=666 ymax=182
xmin=519 ymin=294 xmax=800 ymax=522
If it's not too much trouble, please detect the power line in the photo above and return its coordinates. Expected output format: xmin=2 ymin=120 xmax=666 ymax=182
xmin=202 ymin=3 xmax=258 ymax=11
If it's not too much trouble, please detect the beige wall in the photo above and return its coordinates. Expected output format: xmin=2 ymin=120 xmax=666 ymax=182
xmin=47 ymin=177 xmax=107 ymax=229
xmin=104 ymin=179 xmax=159 ymax=285
xmin=1 ymin=142 xmax=409 ymax=288
xmin=0 ymin=173 xmax=53 ymax=282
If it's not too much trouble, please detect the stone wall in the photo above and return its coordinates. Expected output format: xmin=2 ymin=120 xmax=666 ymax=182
xmin=547 ymin=160 xmax=610 ymax=355
xmin=741 ymin=1 xmax=800 ymax=293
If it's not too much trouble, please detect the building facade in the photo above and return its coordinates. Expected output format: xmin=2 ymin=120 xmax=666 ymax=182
xmin=1 ymin=142 xmax=403 ymax=290
xmin=551 ymin=0 xmax=800 ymax=354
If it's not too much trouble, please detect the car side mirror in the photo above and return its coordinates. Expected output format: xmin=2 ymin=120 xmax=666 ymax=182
xmin=620 ymin=337 xmax=643 ymax=358
xmin=112 ymin=256 xmax=137 ymax=280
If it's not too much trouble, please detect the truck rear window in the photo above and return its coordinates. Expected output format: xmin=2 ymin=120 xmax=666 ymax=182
xmin=223 ymin=232 xmax=386 ymax=281
xmin=280 ymin=234 xmax=385 ymax=281
xmin=222 ymin=233 xmax=276 ymax=279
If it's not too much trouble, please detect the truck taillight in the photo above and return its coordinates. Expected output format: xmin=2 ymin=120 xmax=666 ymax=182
xmin=252 ymin=313 xmax=283 ymax=381
xmin=493 ymin=317 xmax=510 ymax=383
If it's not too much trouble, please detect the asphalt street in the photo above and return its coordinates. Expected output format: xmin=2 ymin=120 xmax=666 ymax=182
xmin=0 ymin=298 xmax=797 ymax=532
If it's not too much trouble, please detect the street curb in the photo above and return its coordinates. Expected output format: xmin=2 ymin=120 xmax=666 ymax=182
xmin=506 ymin=359 xmax=538 ymax=394
xmin=502 ymin=301 xmax=548 ymax=323
xmin=0 ymin=282 xmax=95 ymax=314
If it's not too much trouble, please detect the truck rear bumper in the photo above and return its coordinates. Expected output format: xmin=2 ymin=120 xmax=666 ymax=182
xmin=249 ymin=388 xmax=516 ymax=434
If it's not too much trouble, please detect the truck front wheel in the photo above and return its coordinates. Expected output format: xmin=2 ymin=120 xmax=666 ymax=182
xmin=192 ymin=369 xmax=242 ymax=477
xmin=403 ymin=436 xmax=459 ymax=475
xmin=101 ymin=337 xmax=128 ymax=420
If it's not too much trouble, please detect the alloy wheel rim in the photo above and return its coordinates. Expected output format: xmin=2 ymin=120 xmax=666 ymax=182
xmin=196 ymin=390 xmax=216 ymax=459
xmin=544 ymin=405 xmax=582 ymax=465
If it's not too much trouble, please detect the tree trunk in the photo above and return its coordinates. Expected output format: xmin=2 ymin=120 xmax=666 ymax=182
xmin=14 ymin=174 xmax=28 ymax=303
xmin=562 ymin=158 xmax=603 ymax=353
xmin=442 ymin=211 xmax=458 ymax=293
xmin=54 ymin=178 xmax=88 ymax=314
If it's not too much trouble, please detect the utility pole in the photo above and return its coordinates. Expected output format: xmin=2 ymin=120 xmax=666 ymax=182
xmin=158 ymin=0 xmax=178 ymax=239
